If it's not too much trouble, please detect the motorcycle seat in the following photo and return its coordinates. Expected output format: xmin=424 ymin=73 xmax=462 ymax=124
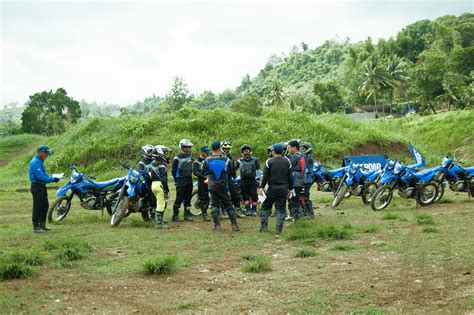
xmin=410 ymin=168 xmax=436 ymax=180
xmin=92 ymin=177 xmax=126 ymax=190
xmin=459 ymin=165 xmax=474 ymax=175
xmin=326 ymin=167 xmax=347 ymax=176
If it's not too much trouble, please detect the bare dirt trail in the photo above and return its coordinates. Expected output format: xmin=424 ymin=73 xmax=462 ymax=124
xmin=0 ymin=139 xmax=45 ymax=168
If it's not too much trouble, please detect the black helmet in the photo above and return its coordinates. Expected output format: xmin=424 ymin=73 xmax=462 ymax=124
xmin=154 ymin=145 xmax=171 ymax=163
xmin=301 ymin=142 xmax=313 ymax=154
xmin=267 ymin=144 xmax=274 ymax=157
xmin=141 ymin=144 xmax=155 ymax=162
xmin=241 ymin=144 xmax=252 ymax=153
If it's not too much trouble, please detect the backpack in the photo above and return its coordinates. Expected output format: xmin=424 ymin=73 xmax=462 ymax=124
xmin=240 ymin=158 xmax=257 ymax=179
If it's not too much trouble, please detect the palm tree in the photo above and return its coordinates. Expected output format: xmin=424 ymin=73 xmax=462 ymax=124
xmin=386 ymin=55 xmax=409 ymax=115
xmin=265 ymin=80 xmax=286 ymax=108
xmin=359 ymin=60 xmax=391 ymax=115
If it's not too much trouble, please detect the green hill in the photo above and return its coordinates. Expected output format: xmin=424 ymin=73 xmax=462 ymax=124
xmin=0 ymin=109 xmax=472 ymax=189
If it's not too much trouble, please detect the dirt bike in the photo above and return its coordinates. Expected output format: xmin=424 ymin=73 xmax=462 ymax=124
xmin=47 ymin=164 xmax=126 ymax=222
xmin=332 ymin=162 xmax=382 ymax=208
xmin=110 ymin=162 xmax=154 ymax=227
xmin=371 ymin=160 xmax=442 ymax=211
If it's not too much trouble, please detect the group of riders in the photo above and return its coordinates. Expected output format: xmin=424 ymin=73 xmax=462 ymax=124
xmin=138 ymin=139 xmax=316 ymax=234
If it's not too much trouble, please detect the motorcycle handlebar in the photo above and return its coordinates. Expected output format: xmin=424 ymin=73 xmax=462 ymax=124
xmin=118 ymin=161 xmax=132 ymax=170
xmin=67 ymin=163 xmax=76 ymax=170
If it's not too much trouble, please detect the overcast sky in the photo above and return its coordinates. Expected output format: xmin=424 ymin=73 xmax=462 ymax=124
xmin=1 ymin=0 xmax=472 ymax=106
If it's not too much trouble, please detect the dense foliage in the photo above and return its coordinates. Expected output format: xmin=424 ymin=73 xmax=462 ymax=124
xmin=21 ymin=88 xmax=81 ymax=135
xmin=0 ymin=108 xmax=472 ymax=188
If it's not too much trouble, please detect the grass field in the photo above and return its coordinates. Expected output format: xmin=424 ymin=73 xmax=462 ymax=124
xmin=0 ymin=187 xmax=472 ymax=314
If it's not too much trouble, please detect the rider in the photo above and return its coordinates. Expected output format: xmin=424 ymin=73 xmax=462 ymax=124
xmin=150 ymin=145 xmax=172 ymax=229
xmin=171 ymin=139 xmax=194 ymax=222
xmin=287 ymin=139 xmax=306 ymax=221
xmin=202 ymin=140 xmax=240 ymax=232
xmin=237 ymin=144 xmax=260 ymax=216
xmin=193 ymin=146 xmax=211 ymax=221
xmin=300 ymin=142 xmax=315 ymax=219
xmin=221 ymin=141 xmax=245 ymax=218
xmin=137 ymin=145 xmax=158 ymax=221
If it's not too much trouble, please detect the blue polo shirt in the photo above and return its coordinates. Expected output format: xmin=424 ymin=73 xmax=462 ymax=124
xmin=29 ymin=154 xmax=55 ymax=185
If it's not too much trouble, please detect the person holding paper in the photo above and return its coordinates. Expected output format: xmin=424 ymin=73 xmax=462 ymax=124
xmin=29 ymin=145 xmax=60 ymax=233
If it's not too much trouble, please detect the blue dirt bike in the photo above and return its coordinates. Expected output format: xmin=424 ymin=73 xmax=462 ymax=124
xmin=332 ymin=162 xmax=382 ymax=207
xmin=436 ymin=156 xmax=474 ymax=200
xmin=312 ymin=161 xmax=348 ymax=195
xmin=110 ymin=162 xmax=153 ymax=227
xmin=370 ymin=159 xmax=445 ymax=211
xmin=47 ymin=164 xmax=126 ymax=222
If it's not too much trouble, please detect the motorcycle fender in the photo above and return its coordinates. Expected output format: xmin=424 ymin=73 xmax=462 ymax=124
xmin=56 ymin=182 xmax=73 ymax=196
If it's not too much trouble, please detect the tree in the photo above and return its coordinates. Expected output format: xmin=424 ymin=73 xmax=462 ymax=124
xmin=386 ymin=55 xmax=409 ymax=114
xmin=230 ymin=95 xmax=263 ymax=116
xmin=264 ymin=80 xmax=286 ymax=108
xmin=435 ymin=72 xmax=467 ymax=110
xmin=165 ymin=76 xmax=191 ymax=111
xmin=191 ymin=90 xmax=220 ymax=109
xmin=313 ymin=80 xmax=345 ymax=113
xmin=410 ymin=50 xmax=447 ymax=106
xmin=359 ymin=60 xmax=392 ymax=114
xmin=21 ymin=88 xmax=81 ymax=135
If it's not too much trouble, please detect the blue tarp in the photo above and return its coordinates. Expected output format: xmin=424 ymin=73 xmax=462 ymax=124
xmin=342 ymin=143 xmax=425 ymax=171
xmin=342 ymin=155 xmax=386 ymax=170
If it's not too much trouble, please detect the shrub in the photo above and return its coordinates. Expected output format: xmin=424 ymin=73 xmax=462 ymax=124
xmin=294 ymin=248 xmax=317 ymax=258
xmin=0 ymin=263 xmax=34 ymax=280
xmin=416 ymin=214 xmax=435 ymax=225
xmin=422 ymin=227 xmax=439 ymax=233
xmin=44 ymin=239 xmax=92 ymax=261
xmin=240 ymin=254 xmax=272 ymax=273
xmin=382 ymin=212 xmax=398 ymax=220
xmin=3 ymin=251 xmax=44 ymax=266
xmin=142 ymin=255 xmax=178 ymax=276
xmin=331 ymin=244 xmax=357 ymax=251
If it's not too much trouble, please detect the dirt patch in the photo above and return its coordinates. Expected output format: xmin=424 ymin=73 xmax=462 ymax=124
xmin=0 ymin=141 xmax=44 ymax=168
xmin=352 ymin=141 xmax=410 ymax=157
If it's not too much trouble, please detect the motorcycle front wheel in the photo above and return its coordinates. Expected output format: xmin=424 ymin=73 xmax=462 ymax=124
xmin=332 ymin=183 xmax=349 ymax=208
xmin=371 ymin=185 xmax=393 ymax=211
xmin=190 ymin=189 xmax=204 ymax=216
xmin=362 ymin=182 xmax=379 ymax=205
xmin=418 ymin=182 xmax=439 ymax=206
xmin=47 ymin=196 xmax=72 ymax=222
xmin=110 ymin=198 xmax=129 ymax=227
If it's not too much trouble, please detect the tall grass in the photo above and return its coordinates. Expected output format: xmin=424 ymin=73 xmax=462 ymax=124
xmin=1 ymin=109 xmax=472 ymax=188
xmin=0 ymin=134 xmax=42 ymax=160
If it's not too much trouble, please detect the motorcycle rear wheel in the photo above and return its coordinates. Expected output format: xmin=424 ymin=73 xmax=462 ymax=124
xmin=434 ymin=182 xmax=445 ymax=203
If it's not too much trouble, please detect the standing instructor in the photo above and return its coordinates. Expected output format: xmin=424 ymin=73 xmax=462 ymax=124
xmin=29 ymin=145 xmax=59 ymax=233
xmin=259 ymin=144 xmax=293 ymax=235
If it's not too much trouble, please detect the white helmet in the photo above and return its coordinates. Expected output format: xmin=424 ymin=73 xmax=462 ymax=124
xmin=179 ymin=139 xmax=193 ymax=154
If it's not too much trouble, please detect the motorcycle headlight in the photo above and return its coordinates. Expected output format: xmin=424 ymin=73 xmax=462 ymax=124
xmin=441 ymin=156 xmax=449 ymax=168
xmin=350 ymin=167 xmax=357 ymax=175
xmin=129 ymin=171 xmax=140 ymax=183
xmin=394 ymin=163 xmax=402 ymax=175
xmin=70 ymin=170 xmax=79 ymax=182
